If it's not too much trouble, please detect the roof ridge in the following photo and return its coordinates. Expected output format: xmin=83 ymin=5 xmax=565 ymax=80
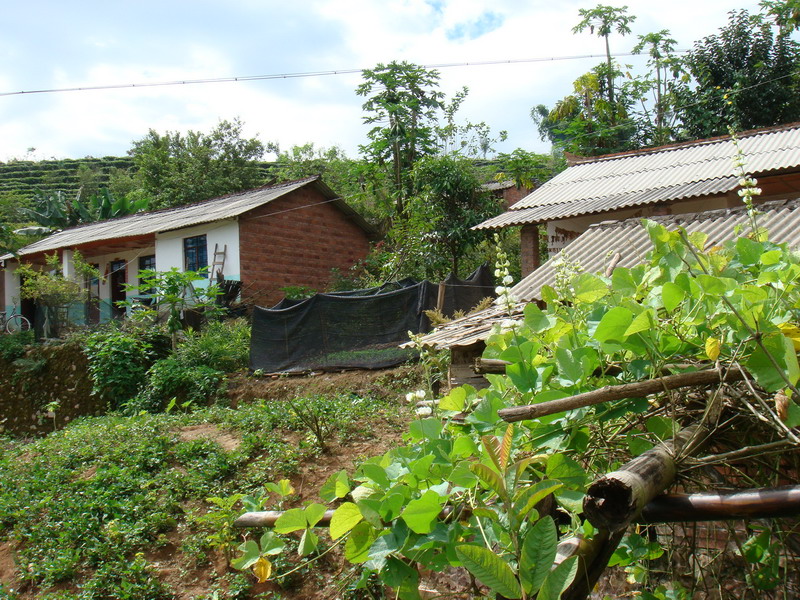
xmin=570 ymin=121 xmax=800 ymax=165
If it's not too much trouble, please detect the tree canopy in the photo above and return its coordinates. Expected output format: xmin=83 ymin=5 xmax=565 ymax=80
xmin=127 ymin=118 xmax=266 ymax=209
xmin=534 ymin=5 xmax=800 ymax=156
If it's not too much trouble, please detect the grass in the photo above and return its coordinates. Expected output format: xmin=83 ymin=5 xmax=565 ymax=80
xmin=0 ymin=393 xmax=410 ymax=599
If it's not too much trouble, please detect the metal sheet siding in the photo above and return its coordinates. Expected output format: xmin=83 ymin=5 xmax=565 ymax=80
xmin=12 ymin=179 xmax=315 ymax=257
xmin=478 ymin=124 xmax=800 ymax=228
xmin=429 ymin=198 xmax=800 ymax=348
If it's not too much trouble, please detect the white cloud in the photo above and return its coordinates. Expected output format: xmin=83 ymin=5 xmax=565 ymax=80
xmin=0 ymin=0 xmax=768 ymax=162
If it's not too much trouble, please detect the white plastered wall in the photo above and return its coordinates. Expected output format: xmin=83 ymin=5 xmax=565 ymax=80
xmin=155 ymin=219 xmax=240 ymax=283
xmin=2 ymin=261 xmax=21 ymax=315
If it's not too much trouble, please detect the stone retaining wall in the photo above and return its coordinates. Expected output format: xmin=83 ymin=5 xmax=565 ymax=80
xmin=0 ymin=342 xmax=104 ymax=436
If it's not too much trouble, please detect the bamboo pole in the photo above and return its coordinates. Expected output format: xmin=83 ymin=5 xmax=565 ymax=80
xmin=583 ymin=425 xmax=704 ymax=532
xmin=498 ymin=367 xmax=746 ymax=423
xmin=555 ymin=529 xmax=625 ymax=600
xmin=639 ymin=485 xmax=800 ymax=523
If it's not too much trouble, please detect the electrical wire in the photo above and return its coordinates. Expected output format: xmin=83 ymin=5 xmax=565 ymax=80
xmin=0 ymin=52 xmax=681 ymax=98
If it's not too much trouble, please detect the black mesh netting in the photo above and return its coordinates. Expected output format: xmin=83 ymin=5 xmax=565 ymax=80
xmin=249 ymin=265 xmax=494 ymax=373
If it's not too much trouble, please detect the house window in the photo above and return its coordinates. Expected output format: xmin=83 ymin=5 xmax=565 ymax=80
xmin=138 ymin=255 xmax=157 ymax=297
xmin=184 ymin=235 xmax=208 ymax=272
xmin=139 ymin=255 xmax=156 ymax=275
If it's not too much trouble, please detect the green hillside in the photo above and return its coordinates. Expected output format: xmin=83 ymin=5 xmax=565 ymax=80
xmin=0 ymin=157 xmax=277 ymax=205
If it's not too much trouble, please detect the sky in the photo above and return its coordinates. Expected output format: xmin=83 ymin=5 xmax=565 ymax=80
xmin=0 ymin=0 xmax=767 ymax=163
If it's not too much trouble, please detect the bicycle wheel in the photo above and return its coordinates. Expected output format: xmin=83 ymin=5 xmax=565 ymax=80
xmin=5 ymin=314 xmax=31 ymax=334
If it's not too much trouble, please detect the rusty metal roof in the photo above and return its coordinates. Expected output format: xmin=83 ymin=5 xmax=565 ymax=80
xmin=7 ymin=177 xmax=372 ymax=259
xmin=424 ymin=198 xmax=800 ymax=349
xmin=475 ymin=123 xmax=800 ymax=229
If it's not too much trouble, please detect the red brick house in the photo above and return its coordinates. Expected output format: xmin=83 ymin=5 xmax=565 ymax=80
xmin=1 ymin=177 xmax=375 ymax=322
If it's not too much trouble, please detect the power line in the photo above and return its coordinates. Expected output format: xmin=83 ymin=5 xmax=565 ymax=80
xmin=0 ymin=52 xmax=683 ymax=98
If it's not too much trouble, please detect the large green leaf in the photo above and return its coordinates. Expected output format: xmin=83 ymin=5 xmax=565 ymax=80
xmin=320 ymin=470 xmax=350 ymax=502
xmin=746 ymin=334 xmax=789 ymax=392
xmin=546 ymin=454 xmax=586 ymax=490
xmin=520 ymin=516 xmax=558 ymax=594
xmin=661 ymin=281 xmax=685 ymax=312
xmin=571 ymin=273 xmax=610 ymax=303
xmin=330 ymin=502 xmax=363 ymax=540
xmin=513 ymin=480 xmax=563 ymax=521
xmin=470 ymin=463 xmax=506 ymax=498
xmin=624 ymin=309 xmax=655 ymax=337
xmin=439 ymin=387 xmax=467 ymax=411
xmin=259 ymin=531 xmax=285 ymax=556
xmin=345 ymin=521 xmax=377 ymax=563
xmin=304 ymin=503 xmax=328 ymax=527
xmin=400 ymin=491 xmax=442 ymax=534
xmin=408 ymin=418 xmax=443 ymax=441
xmin=537 ymin=556 xmax=579 ymax=600
xmin=455 ymin=544 xmax=522 ymax=599
xmin=273 ymin=508 xmax=307 ymax=534
xmin=298 ymin=528 xmax=319 ymax=556
xmin=593 ymin=307 xmax=634 ymax=343
xmin=524 ymin=303 xmax=552 ymax=332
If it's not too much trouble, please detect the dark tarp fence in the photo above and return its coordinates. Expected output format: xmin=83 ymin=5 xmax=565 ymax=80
xmin=250 ymin=265 xmax=494 ymax=373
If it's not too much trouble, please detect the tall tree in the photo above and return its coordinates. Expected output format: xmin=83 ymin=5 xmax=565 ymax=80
xmin=674 ymin=10 xmax=800 ymax=138
xmin=379 ymin=155 xmax=498 ymax=280
xmin=128 ymin=118 xmax=265 ymax=209
xmin=630 ymin=30 xmax=685 ymax=146
xmin=356 ymin=61 xmax=445 ymax=213
xmin=760 ymin=0 xmax=800 ymax=34
xmin=533 ymin=5 xmax=638 ymax=156
xmin=531 ymin=66 xmax=638 ymax=156
xmin=573 ymin=4 xmax=636 ymax=120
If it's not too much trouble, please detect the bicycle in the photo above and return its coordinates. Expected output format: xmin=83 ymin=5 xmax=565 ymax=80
xmin=0 ymin=306 xmax=31 ymax=334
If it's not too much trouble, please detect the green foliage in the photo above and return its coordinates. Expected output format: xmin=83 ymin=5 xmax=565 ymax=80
xmin=675 ymin=10 xmax=800 ymax=139
xmin=127 ymin=118 xmax=266 ymax=209
xmin=357 ymin=61 xmax=445 ymax=204
xmin=573 ymin=3 xmax=636 ymax=111
xmin=535 ymin=5 xmax=800 ymax=155
xmin=495 ymin=148 xmax=565 ymax=190
xmin=15 ymin=189 xmax=148 ymax=237
xmin=17 ymin=252 xmax=98 ymax=310
xmin=237 ymin=212 xmax=800 ymax=597
xmin=129 ymin=358 xmax=225 ymax=413
xmin=0 ymin=329 xmax=34 ymax=361
xmin=0 ymin=392 xmax=401 ymax=596
xmin=83 ymin=323 xmax=170 ymax=409
xmin=123 ymin=267 xmax=222 ymax=350
xmin=176 ymin=318 xmax=251 ymax=374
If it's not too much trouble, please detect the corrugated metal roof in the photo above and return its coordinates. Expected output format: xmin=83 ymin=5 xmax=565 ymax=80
xmin=475 ymin=123 xmax=800 ymax=229
xmin=7 ymin=177 xmax=369 ymax=258
xmin=425 ymin=198 xmax=800 ymax=349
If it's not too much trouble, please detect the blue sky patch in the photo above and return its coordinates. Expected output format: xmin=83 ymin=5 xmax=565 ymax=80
xmin=446 ymin=11 xmax=505 ymax=41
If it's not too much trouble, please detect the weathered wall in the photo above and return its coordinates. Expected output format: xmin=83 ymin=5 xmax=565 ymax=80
xmin=238 ymin=187 xmax=371 ymax=307
xmin=0 ymin=342 xmax=104 ymax=436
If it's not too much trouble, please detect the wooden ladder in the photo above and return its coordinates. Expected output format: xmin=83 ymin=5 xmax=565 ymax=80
xmin=210 ymin=243 xmax=227 ymax=279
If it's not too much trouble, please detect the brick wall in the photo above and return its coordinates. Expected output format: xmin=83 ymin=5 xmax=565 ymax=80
xmin=520 ymin=224 xmax=542 ymax=277
xmin=502 ymin=186 xmax=533 ymax=208
xmin=238 ymin=186 xmax=371 ymax=306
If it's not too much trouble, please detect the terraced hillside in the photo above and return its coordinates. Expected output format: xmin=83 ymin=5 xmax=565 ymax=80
xmin=0 ymin=157 xmax=278 ymax=205
xmin=0 ymin=157 xmax=136 ymax=202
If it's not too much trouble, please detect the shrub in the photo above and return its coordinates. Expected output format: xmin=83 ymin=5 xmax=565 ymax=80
xmin=0 ymin=329 xmax=34 ymax=361
xmin=83 ymin=323 xmax=170 ymax=409
xmin=128 ymin=358 xmax=225 ymax=414
xmin=177 ymin=318 xmax=251 ymax=373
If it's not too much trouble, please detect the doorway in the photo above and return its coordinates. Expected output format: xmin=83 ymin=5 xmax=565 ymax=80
xmin=109 ymin=260 xmax=127 ymax=319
